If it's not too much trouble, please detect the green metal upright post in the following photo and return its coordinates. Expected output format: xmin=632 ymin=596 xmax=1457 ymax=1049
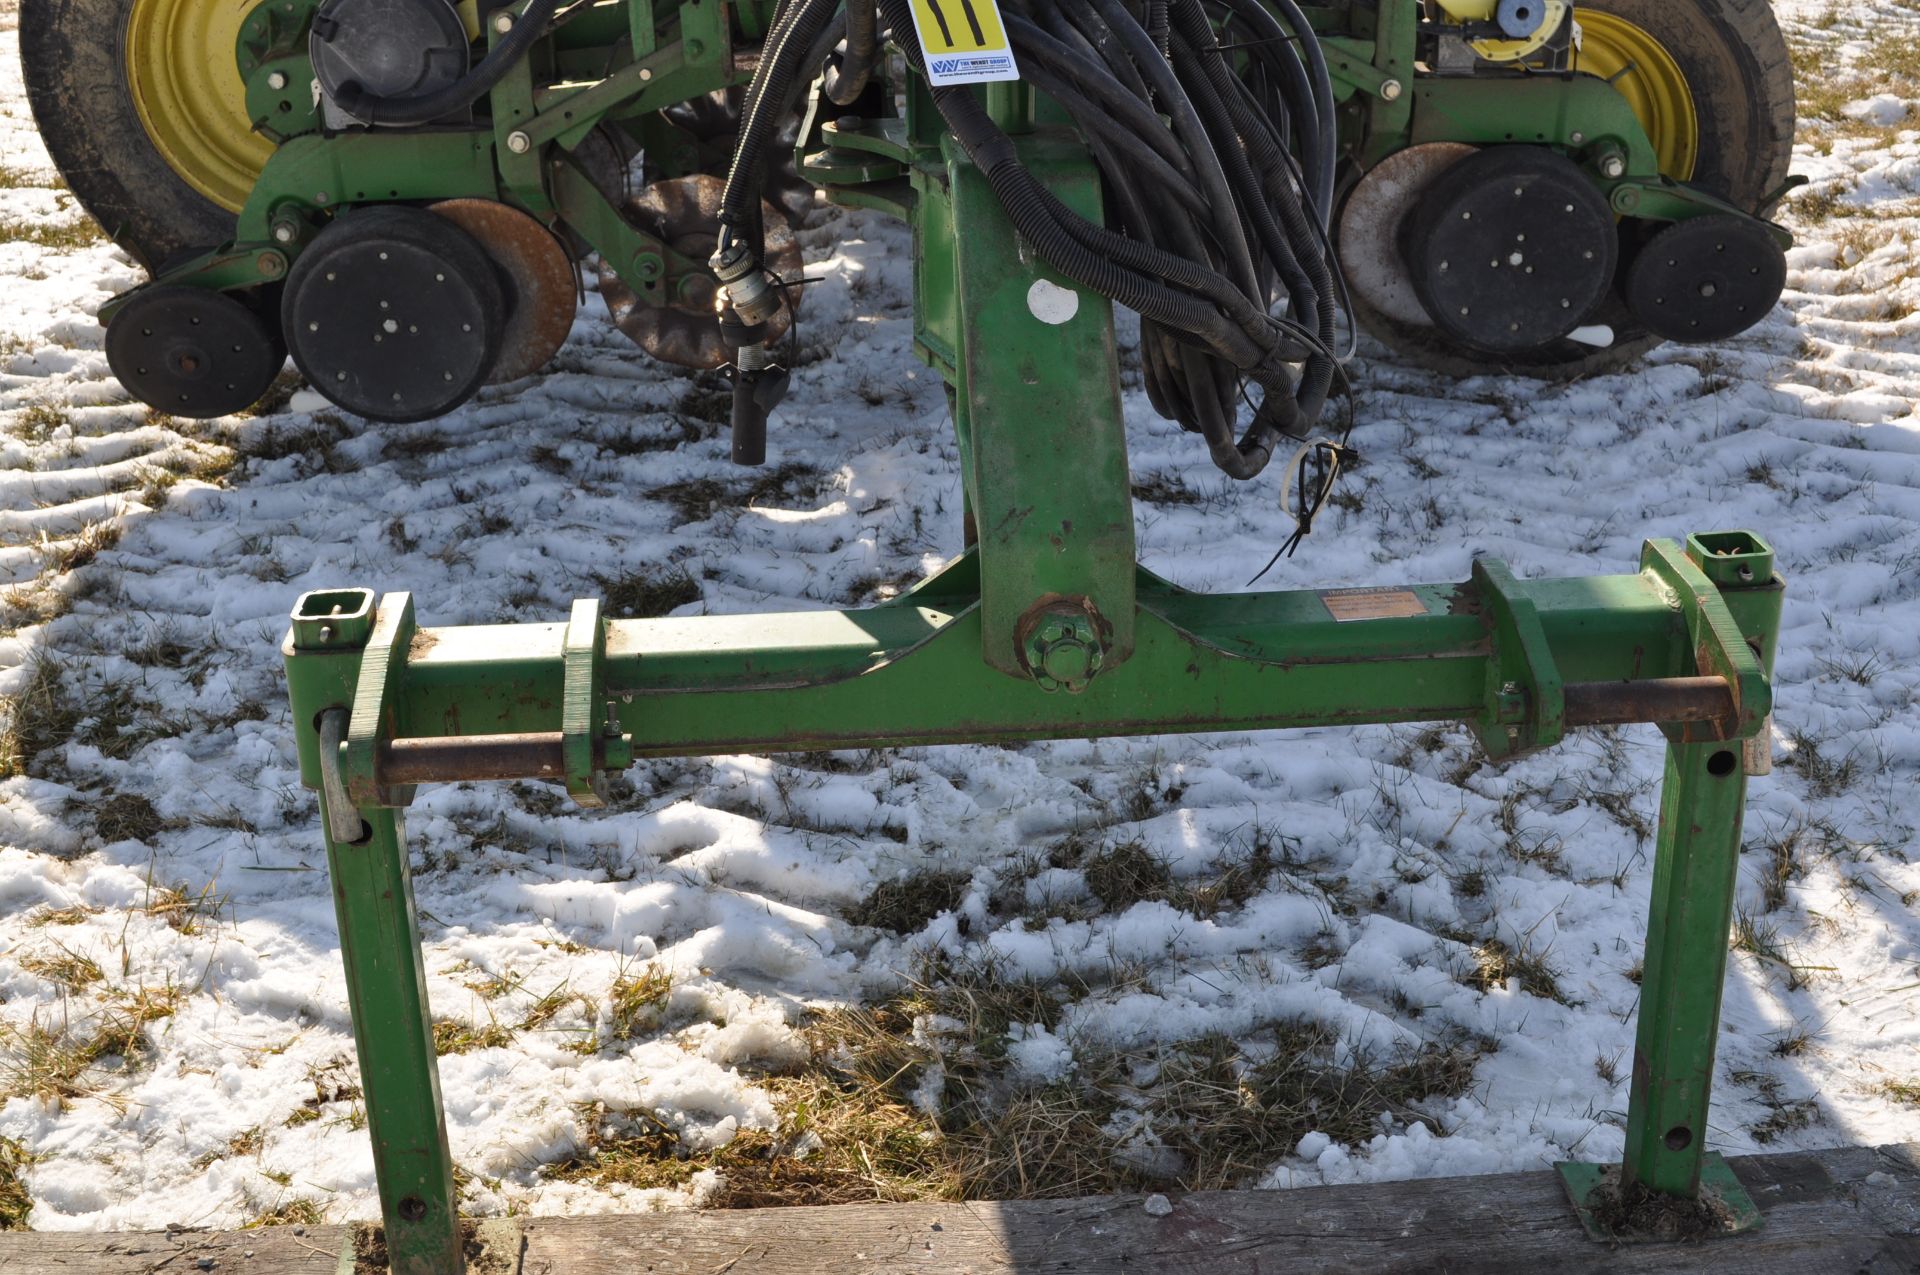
xmin=1562 ymin=531 xmax=1783 ymax=1238
xmin=285 ymin=591 xmax=463 ymax=1275
xmin=943 ymin=131 xmax=1137 ymax=683
xmin=1620 ymin=739 xmax=1751 ymax=1196
xmin=320 ymin=803 xmax=463 ymax=1275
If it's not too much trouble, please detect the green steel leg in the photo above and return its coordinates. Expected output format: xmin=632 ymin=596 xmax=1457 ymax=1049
xmin=1559 ymin=740 xmax=1762 ymax=1240
xmin=318 ymin=793 xmax=462 ymax=1274
xmin=1622 ymin=739 xmax=1751 ymax=1197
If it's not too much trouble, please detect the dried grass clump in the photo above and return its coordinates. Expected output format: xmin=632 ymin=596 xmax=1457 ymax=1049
xmin=846 ymin=871 xmax=969 ymax=933
xmin=0 ymin=1136 xmax=31 ymax=1230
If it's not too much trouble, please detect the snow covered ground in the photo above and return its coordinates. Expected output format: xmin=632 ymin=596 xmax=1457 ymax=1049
xmin=1 ymin=0 xmax=1917 ymax=1234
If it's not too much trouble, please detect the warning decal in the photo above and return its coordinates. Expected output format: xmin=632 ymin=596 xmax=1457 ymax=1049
xmin=1320 ymin=587 xmax=1428 ymax=622
xmin=908 ymin=0 xmax=1020 ymax=86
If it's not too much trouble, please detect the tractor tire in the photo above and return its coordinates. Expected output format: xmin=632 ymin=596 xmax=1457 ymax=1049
xmin=22 ymin=0 xmax=241 ymax=271
xmin=1353 ymin=0 xmax=1795 ymax=379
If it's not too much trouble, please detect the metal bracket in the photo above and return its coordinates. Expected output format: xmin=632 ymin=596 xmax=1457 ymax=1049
xmin=561 ymin=597 xmax=625 ymax=807
xmin=1640 ymin=539 xmax=1771 ymax=743
xmin=344 ymin=593 xmax=420 ymax=809
xmin=1470 ymin=558 xmax=1565 ymax=760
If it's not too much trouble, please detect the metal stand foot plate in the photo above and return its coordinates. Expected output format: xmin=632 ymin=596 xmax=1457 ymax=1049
xmin=1558 ymin=1153 xmax=1764 ymax=1243
xmin=336 ymin=1218 xmax=525 ymax=1275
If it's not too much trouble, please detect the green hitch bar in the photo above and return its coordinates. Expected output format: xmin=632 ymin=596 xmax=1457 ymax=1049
xmin=284 ymin=531 xmax=1783 ymax=1267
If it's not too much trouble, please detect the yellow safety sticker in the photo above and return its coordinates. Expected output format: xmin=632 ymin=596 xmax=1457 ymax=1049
xmin=907 ymin=0 xmax=1020 ymax=86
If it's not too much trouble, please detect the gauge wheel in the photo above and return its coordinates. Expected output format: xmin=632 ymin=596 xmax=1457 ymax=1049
xmin=23 ymin=0 xmax=271 ymax=270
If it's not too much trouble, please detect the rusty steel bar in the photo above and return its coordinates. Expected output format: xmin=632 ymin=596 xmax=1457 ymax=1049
xmin=1562 ymin=677 xmax=1734 ymax=728
xmin=378 ymin=732 xmax=605 ymax=784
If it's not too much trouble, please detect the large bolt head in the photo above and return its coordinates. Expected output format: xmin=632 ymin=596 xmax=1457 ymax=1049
xmin=1041 ymin=641 xmax=1093 ymax=685
xmin=1022 ymin=610 xmax=1106 ymax=694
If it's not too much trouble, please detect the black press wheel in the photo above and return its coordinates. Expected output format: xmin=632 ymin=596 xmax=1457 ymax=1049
xmin=282 ymin=206 xmax=506 ymax=424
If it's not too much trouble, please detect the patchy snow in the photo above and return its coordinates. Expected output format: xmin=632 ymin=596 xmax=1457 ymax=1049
xmin=1 ymin=0 xmax=1918 ymax=1234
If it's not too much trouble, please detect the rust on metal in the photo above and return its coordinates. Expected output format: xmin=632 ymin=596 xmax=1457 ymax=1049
xmin=379 ymin=732 xmax=613 ymax=784
xmin=596 ymin=174 xmax=803 ymax=369
xmin=1562 ymin=677 xmax=1734 ymax=727
xmin=429 ymin=198 xmax=577 ymax=383
xmin=1337 ymin=142 xmax=1477 ymax=326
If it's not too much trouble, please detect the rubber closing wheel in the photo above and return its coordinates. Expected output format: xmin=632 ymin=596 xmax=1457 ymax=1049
xmin=1624 ymin=214 xmax=1786 ymax=342
xmin=283 ymin=206 xmax=505 ymax=424
xmin=1403 ymin=147 xmax=1618 ymax=354
xmin=105 ymin=285 xmax=286 ymax=419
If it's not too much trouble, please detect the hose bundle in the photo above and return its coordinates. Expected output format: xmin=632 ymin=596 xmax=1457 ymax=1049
xmin=719 ymin=0 xmax=1346 ymax=481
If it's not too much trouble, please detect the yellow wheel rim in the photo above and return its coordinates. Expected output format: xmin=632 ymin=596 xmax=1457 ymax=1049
xmin=124 ymin=0 xmax=274 ymax=212
xmin=1574 ymin=9 xmax=1698 ymax=182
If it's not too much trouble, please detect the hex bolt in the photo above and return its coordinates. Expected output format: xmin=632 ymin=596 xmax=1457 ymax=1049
xmin=1699 ymin=282 xmax=1718 ymax=297
xmin=507 ymin=131 xmax=532 ymax=154
xmin=1569 ymin=130 xmax=1585 ymax=145
xmin=267 ymin=70 xmax=289 ymax=90
xmin=1600 ymin=155 xmax=1626 ymax=179
xmin=272 ymin=222 xmax=296 ymax=244
xmin=1380 ymin=79 xmax=1403 ymax=101
xmin=492 ymin=10 xmax=514 ymax=31
xmin=1020 ymin=608 xmax=1107 ymax=695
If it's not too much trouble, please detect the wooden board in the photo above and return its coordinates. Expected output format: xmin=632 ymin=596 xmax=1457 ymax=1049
xmin=2 ymin=1141 xmax=1915 ymax=1274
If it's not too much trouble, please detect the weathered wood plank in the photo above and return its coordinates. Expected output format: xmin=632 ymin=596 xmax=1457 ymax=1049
xmin=1 ymin=1141 xmax=1914 ymax=1275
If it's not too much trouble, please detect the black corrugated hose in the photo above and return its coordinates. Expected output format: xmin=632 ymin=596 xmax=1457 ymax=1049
xmin=718 ymin=0 xmax=1345 ymax=481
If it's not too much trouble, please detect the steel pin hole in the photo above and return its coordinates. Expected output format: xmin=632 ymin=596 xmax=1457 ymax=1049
xmin=1707 ymin=750 xmax=1738 ymax=777
xmin=398 ymin=1196 xmax=428 ymax=1222
xmin=1664 ymin=1126 xmax=1693 ymax=1151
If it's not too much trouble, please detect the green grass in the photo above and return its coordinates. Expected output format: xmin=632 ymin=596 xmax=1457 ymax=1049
xmin=0 ymin=218 xmax=102 ymax=251
xmin=432 ymin=1019 xmax=516 ymax=1056
xmin=606 ymin=965 xmax=673 ymax=1042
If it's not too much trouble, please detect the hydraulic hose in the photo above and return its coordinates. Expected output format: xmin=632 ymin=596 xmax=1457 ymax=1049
xmin=325 ymin=0 xmax=562 ymax=126
xmin=713 ymin=0 xmax=1346 ymax=483
xmin=824 ymin=0 xmax=879 ymax=104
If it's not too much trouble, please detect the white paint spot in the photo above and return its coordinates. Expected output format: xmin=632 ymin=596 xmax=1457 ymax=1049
xmin=1026 ymin=278 xmax=1079 ymax=325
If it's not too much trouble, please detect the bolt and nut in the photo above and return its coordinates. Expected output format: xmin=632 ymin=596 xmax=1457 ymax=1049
xmin=1021 ymin=607 xmax=1108 ymax=694
xmin=1379 ymin=79 xmax=1403 ymax=101
xmin=506 ymin=131 xmax=532 ymax=154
